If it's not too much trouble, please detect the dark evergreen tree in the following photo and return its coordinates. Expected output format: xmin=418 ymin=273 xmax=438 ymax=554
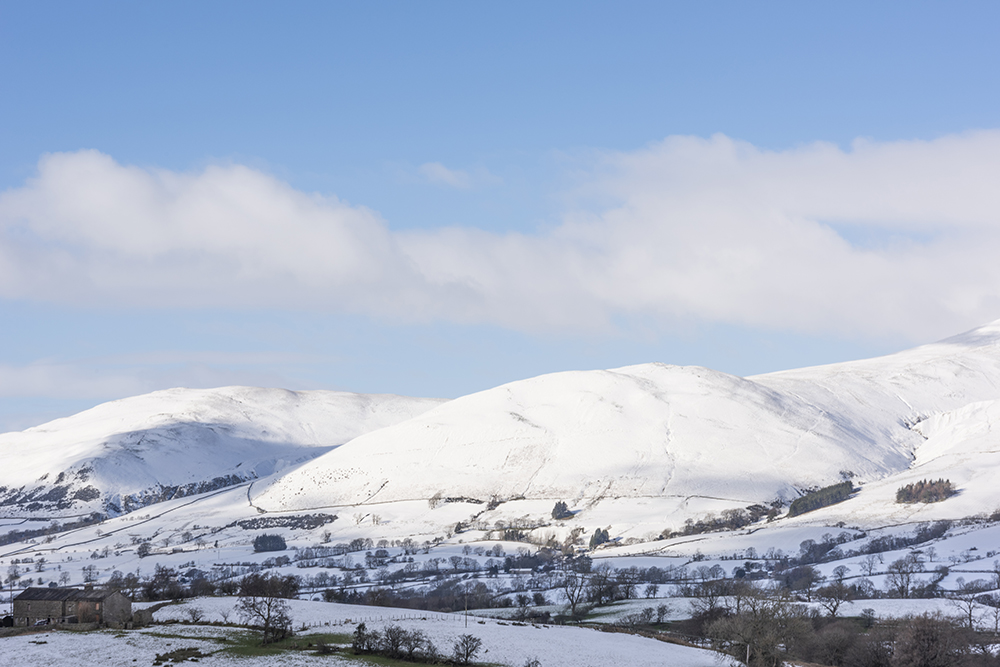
xmin=788 ymin=482 xmax=855 ymax=517
xmin=253 ymin=533 xmax=287 ymax=552
xmin=589 ymin=527 xmax=610 ymax=549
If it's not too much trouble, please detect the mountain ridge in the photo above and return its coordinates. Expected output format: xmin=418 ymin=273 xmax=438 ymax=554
xmin=0 ymin=386 xmax=445 ymax=517
xmin=251 ymin=320 xmax=1000 ymax=523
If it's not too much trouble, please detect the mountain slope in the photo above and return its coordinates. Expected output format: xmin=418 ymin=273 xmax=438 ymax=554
xmin=781 ymin=396 xmax=1000 ymax=526
xmin=0 ymin=386 xmax=444 ymax=517
xmin=252 ymin=321 xmax=1000 ymax=518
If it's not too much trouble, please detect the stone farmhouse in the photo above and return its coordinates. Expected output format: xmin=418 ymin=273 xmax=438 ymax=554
xmin=12 ymin=585 xmax=132 ymax=627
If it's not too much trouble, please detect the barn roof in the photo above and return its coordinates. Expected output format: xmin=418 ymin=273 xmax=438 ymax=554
xmin=14 ymin=587 xmax=118 ymax=602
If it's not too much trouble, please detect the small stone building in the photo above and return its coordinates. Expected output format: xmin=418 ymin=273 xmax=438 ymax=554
xmin=12 ymin=586 xmax=132 ymax=627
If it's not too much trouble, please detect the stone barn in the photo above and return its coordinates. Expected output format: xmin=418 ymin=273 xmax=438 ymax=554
xmin=13 ymin=586 xmax=132 ymax=627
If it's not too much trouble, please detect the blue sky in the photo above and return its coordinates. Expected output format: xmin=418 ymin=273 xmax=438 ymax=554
xmin=3 ymin=1 xmax=1000 ymax=431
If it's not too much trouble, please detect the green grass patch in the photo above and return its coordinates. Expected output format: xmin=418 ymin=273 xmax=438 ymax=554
xmin=218 ymin=630 xmax=352 ymax=657
xmin=153 ymin=647 xmax=212 ymax=665
xmin=348 ymin=656 xmax=506 ymax=667
xmin=143 ymin=630 xmax=232 ymax=645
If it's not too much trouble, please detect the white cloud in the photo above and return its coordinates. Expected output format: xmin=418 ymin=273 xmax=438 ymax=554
xmin=0 ymin=150 xmax=435 ymax=314
xmin=5 ymin=135 xmax=1000 ymax=342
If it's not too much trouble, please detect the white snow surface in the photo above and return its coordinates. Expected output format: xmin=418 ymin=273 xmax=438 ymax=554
xmin=254 ymin=319 xmax=1000 ymax=518
xmin=0 ymin=386 xmax=444 ymax=517
xmin=146 ymin=597 xmax=720 ymax=667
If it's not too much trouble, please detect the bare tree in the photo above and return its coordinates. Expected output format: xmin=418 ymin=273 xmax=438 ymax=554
xmin=560 ymin=571 xmax=589 ymax=617
xmin=691 ymin=578 xmax=728 ymax=616
xmin=656 ymin=602 xmax=672 ymax=624
xmin=452 ymin=634 xmax=483 ymax=665
xmin=236 ymin=592 xmax=292 ymax=644
xmin=707 ymin=589 xmax=811 ymax=667
xmin=428 ymin=491 xmax=444 ymax=509
xmin=892 ymin=612 xmax=968 ymax=667
xmin=400 ymin=628 xmax=429 ymax=660
xmin=886 ymin=554 xmax=923 ymax=598
xmin=816 ymin=579 xmax=853 ymax=617
xmin=948 ymin=579 xmax=989 ymax=630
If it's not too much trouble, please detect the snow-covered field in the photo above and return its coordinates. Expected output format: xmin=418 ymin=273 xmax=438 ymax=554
xmin=2 ymin=597 xmax=721 ymax=667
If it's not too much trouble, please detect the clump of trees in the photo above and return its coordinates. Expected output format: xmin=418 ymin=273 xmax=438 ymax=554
xmin=0 ymin=512 xmax=105 ymax=547
xmin=858 ymin=520 xmax=951 ymax=557
xmin=700 ymin=583 xmax=1000 ymax=667
xmin=589 ymin=527 xmax=610 ymax=549
xmin=551 ymin=501 xmax=573 ymax=520
xmin=253 ymin=533 xmax=287 ymax=552
xmin=352 ymin=622 xmax=439 ymax=661
xmin=351 ymin=623 xmax=484 ymax=665
xmin=660 ymin=504 xmax=778 ymax=539
xmin=897 ymin=479 xmax=956 ymax=504
xmin=236 ymin=514 xmax=337 ymax=531
xmin=788 ymin=481 xmax=855 ymax=517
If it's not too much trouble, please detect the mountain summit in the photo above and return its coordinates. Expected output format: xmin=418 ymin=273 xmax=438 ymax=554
xmin=0 ymin=386 xmax=444 ymax=517
xmin=252 ymin=320 xmax=1000 ymax=521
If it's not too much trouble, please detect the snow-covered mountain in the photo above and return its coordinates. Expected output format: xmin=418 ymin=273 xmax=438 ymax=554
xmin=0 ymin=386 xmax=445 ymax=517
xmin=251 ymin=320 xmax=1000 ymax=522
xmin=9 ymin=321 xmax=1000 ymax=605
xmin=6 ymin=320 xmax=1000 ymax=534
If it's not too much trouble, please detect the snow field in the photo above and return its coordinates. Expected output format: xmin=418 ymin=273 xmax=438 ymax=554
xmin=148 ymin=597 xmax=721 ymax=667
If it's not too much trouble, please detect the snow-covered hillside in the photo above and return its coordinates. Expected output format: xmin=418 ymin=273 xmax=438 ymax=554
xmin=252 ymin=320 xmax=1000 ymax=525
xmin=0 ymin=387 xmax=444 ymax=517
xmin=6 ymin=319 xmax=1000 ymax=540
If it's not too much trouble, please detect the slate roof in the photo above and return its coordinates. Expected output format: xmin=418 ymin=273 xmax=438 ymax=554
xmin=14 ymin=587 xmax=116 ymax=602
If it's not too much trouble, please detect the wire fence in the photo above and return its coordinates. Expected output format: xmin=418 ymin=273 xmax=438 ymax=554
xmin=296 ymin=612 xmax=478 ymax=629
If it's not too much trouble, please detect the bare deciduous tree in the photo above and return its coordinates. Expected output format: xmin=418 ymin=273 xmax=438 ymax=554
xmin=561 ymin=571 xmax=589 ymax=617
xmin=452 ymin=634 xmax=483 ymax=665
xmin=236 ymin=593 xmax=292 ymax=644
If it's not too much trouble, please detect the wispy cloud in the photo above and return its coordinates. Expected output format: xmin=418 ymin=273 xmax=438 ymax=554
xmin=417 ymin=162 xmax=475 ymax=189
xmin=415 ymin=161 xmax=500 ymax=189
xmin=0 ymin=361 xmax=149 ymax=399
xmin=5 ymin=134 xmax=1000 ymax=342
xmin=0 ymin=351 xmax=323 ymax=401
